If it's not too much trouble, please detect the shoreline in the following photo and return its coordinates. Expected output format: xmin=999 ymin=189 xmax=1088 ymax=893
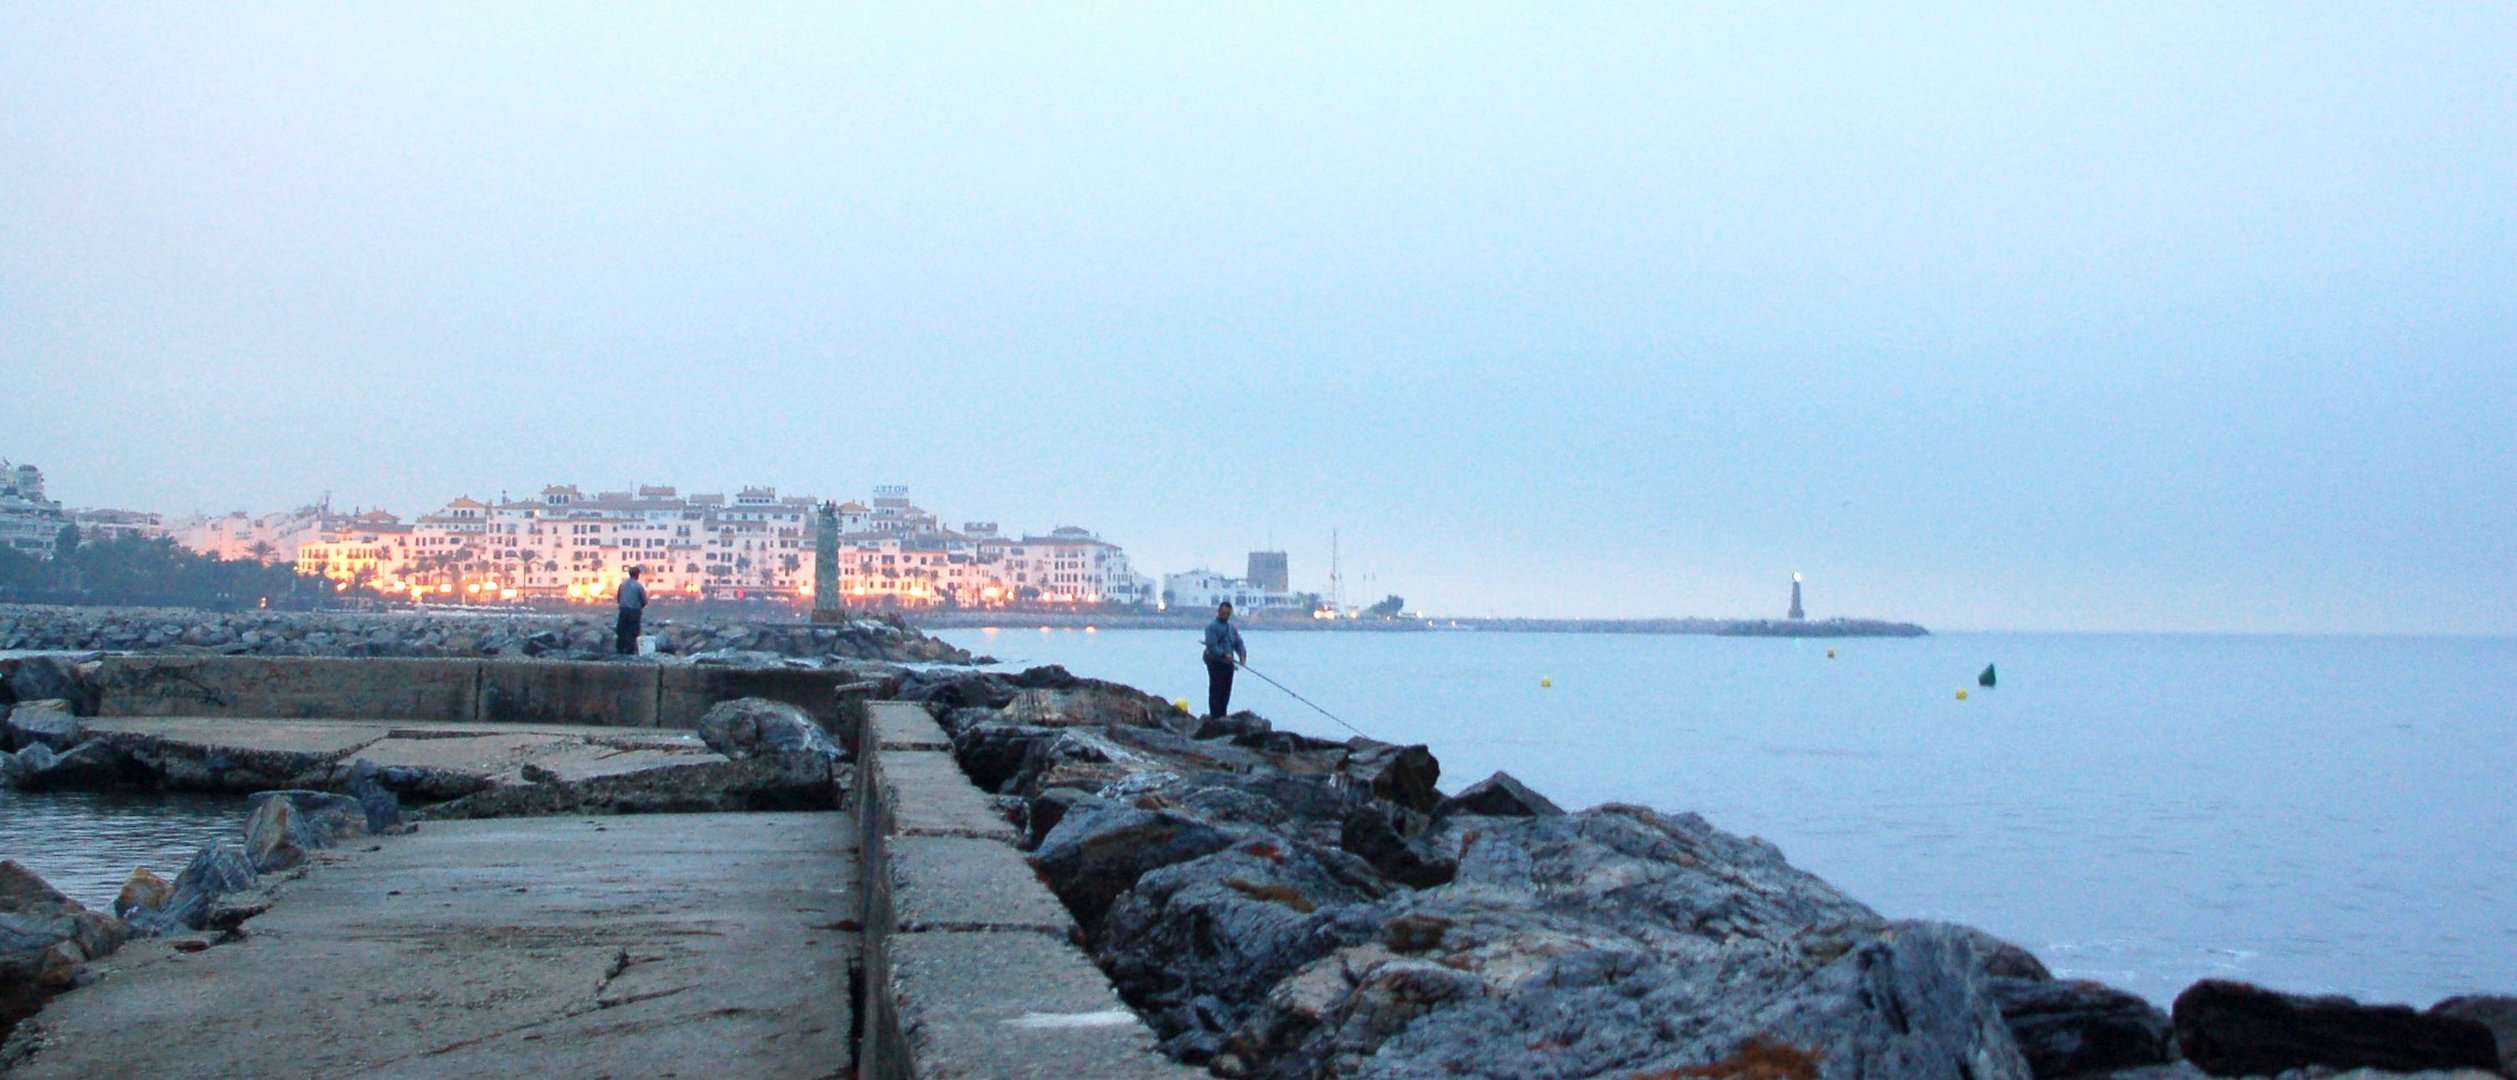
xmin=909 ymin=609 xmax=1930 ymax=637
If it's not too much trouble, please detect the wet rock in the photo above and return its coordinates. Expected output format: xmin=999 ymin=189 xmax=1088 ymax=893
xmin=1434 ymin=770 xmax=1563 ymax=819
xmin=339 ymin=759 xmax=407 ymax=834
xmin=112 ymin=868 xmax=172 ymax=921
xmin=10 ymin=739 xmax=126 ymax=792
xmin=0 ymin=655 xmax=93 ymax=714
xmin=1960 ymin=925 xmax=2055 ymax=981
xmin=1 ymin=861 xmax=131 ymax=1042
xmin=1030 ymin=799 xmax=1239 ymax=933
xmin=897 ymin=672 xmax=1018 ymax=712
xmin=1338 ymin=804 xmax=1455 ymax=889
xmin=128 ymin=843 xmax=258 ymax=936
xmin=1005 ymin=679 xmax=1174 ymax=729
xmin=2428 ymin=995 xmax=2517 ymax=1077
xmin=1024 ymin=787 xmax=1099 ymax=848
xmin=2171 ymin=979 xmax=2500 ymax=1077
xmin=951 ymin=722 xmax=1062 ymax=793
xmin=242 ymin=790 xmax=371 ymax=873
xmin=1339 ymin=739 xmax=1441 ymax=815
xmin=1195 ymin=710 xmax=1272 ymax=741
xmin=696 ymin=697 xmax=844 ymax=761
xmin=2 ymin=701 xmax=82 ymax=753
xmin=1100 ymin=841 xmax=1388 ymax=1062
xmin=1989 ymin=976 xmax=2174 ymax=1078
xmin=203 ymin=888 xmax=273 ymax=934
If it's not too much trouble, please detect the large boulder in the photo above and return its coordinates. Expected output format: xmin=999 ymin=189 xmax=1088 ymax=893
xmin=2430 ymin=995 xmax=2517 ymax=1077
xmin=696 ymin=697 xmax=844 ymax=761
xmin=339 ymin=759 xmax=407 ymax=834
xmin=1338 ymin=804 xmax=1455 ymax=889
xmin=243 ymin=790 xmax=372 ymax=873
xmin=1339 ymin=739 xmax=1441 ymax=815
xmin=1435 ymin=771 xmax=1563 ymax=819
xmin=1030 ymin=798 xmax=1239 ymax=932
xmin=2 ymin=701 xmax=82 ymax=753
xmin=111 ymin=868 xmax=172 ymax=922
xmin=1988 ymin=976 xmax=2174 ymax=1078
xmin=1195 ymin=806 xmax=2039 ymax=1080
xmin=0 ymin=655 xmax=93 ymax=713
xmin=2171 ymin=979 xmax=2501 ymax=1077
xmin=1099 ymin=840 xmax=1388 ymax=1062
xmin=1 ymin=861 xmax=129 ymax=1042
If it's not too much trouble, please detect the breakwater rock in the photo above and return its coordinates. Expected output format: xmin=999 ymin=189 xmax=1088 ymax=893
xmin=906 ymin=665 xmax=2510 ymax=1080
xmin=0 ymin=603 xmax=973 ymax=665
xmin=1 ymin=861 xmax=129 ymax=1045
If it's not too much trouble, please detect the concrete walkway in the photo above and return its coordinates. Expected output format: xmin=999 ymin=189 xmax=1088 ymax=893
xmin=5 ymin=812 xmax=856 ymax=1080
xmin=81 ymin=716 xmax=728 ymax=786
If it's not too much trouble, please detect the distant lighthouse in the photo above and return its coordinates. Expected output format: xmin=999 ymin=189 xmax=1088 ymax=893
xmin=1788 ymin=572 xmax=1805 ymax=620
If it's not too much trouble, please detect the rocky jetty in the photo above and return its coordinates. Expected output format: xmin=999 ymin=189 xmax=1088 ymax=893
xmin=892 ymin=663 xmax=2515 ymax=1080
xmin=0 ymin=603 xmax=975 ymax=665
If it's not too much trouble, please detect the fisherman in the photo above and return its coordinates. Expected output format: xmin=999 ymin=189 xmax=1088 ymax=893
xmin=1202 ymin=601 xmax=1247 ymax=720
xmin=614 ymin=566 xmax=649 ymax=656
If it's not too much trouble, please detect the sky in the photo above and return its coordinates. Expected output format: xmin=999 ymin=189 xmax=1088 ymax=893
xmin=3 ymin=4 xmax=2510 ymax=633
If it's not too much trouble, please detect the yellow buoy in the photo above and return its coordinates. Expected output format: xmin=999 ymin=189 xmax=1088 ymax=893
xmin=1173 ymin=698 xmax=1191 ymax=713
xmin=1540 ymin=677 xmax=1553 ymax=688
xmin=1826 ymin=648 xmax=1836 ymax=659
xmin=1955 ymin=688 xmax=1969 ymax=700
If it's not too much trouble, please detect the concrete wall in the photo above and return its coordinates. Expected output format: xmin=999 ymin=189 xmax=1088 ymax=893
xmin=91 ymin=655 xmax=864 ymax=730
xmin=852 ymin=701 xmax=1197 ymax=1080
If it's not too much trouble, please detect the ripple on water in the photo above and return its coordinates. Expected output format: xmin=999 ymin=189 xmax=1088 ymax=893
xmin=0 ymin=787 xmax=250 ymax=909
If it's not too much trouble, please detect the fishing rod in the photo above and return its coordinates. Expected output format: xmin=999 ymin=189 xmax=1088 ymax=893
xmin=1235 ymin=661 xmax=1375 ymax=741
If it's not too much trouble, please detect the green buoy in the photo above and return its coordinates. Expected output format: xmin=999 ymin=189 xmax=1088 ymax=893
xmin=1978 ymin=664 xmax=1997 ymax=688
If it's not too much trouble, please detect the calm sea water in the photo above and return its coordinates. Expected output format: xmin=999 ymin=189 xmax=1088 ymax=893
xmin=941 ymin=627 xmax=2517 ymax=1006
xmin=0 ymin=787 xmax=247 ymax=909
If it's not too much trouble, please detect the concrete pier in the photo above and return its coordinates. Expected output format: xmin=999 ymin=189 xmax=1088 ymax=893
xmin=4 ymin=657 xmax=1190 ymax=1079
xmin=8 ymin=812 xmax=856 ymax=1079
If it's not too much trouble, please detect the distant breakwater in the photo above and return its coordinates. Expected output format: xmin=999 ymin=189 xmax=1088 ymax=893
xmin=0 ymin=603 xmax=973 ymax=665
xmin=910 ymin=609 xmax=1928 ymax=637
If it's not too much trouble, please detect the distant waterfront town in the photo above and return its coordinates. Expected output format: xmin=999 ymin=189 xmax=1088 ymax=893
xmin=0 ymin=459 xmax=1329 ymax=615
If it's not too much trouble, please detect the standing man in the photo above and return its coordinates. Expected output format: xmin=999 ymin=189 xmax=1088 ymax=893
xmin=615 ymin=566 xmax=649 ymax=656
xmin=1202 ymin=601 xmax=1247 ymax=719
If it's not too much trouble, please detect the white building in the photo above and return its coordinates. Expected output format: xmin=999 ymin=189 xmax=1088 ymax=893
xmin=0 ymin=462 xmax=65 ymax=555
xmin=1160 ymin=568 xmax=1309 ymax=614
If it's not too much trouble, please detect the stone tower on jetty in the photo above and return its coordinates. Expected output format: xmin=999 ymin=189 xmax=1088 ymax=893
xmin=1788 ymin=572 xmax=1805 ymax=620
xmin=811 ymin=501 xmax=843 ymax=624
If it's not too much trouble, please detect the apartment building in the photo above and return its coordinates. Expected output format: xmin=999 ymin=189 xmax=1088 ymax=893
xmin=289 ymin=484 xmax=1153 ymax=609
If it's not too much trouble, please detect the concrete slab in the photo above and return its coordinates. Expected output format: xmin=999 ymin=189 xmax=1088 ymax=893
xmin=889 ymin=834 xmax=1076 ymax=936
xmin=478 ymin=660 xmax=660 ymax=728
xmin=504 ymin=742 xmax=725 ymax=784
xmin=867 ymin=701 xmax=951 ymax=751
xmin=82 ymin=716 xmax=390 ymax=757
xmin=875 ymin=751 xmax=1016 ymax=842
xmin=7 ymin=812 xmax=858 ymax=1080
xmin=355 ymin=732 xmax=573 ymax=774
xmin=93 ymin=655 xmax=481 ymax=722
xmin=882 ymin=931 xmax=1199 ymax=1079
xmin=658 ymin=666 xmax=855 ymax=729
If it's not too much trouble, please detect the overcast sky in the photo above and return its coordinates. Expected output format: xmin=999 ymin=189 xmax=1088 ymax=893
xmin=4 ymin=4 xmax=2509 ymax=633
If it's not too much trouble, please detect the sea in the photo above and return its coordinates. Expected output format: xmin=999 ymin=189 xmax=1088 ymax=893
xmin=3 ymin=628 xmax=2507 ymax=1008
xmin=935 ymin=626 xmax=2517 ymax=1007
